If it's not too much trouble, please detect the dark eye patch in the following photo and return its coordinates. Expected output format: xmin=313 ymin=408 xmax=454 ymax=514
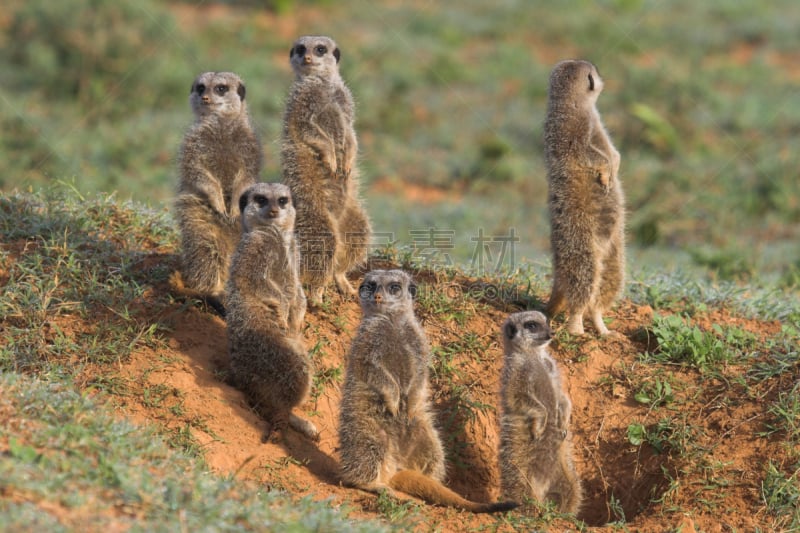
xmin=253 ymin=194 xmax=268 ymax=207
xmin=278 ymin=196 xmax=289 ymax=207
xmin=315 ymin=45 xmax=327 ymax=55
xmin=388 ymin=282 xmax=402 ymax=295
xmin=504 ymin=322 xmax=517 ymax=340
xmin=359 ymin=281 xmax=377 ymax=298
xmin=295 ymin=44 xmax=306 ymax=57
xmin=215 ymin=84 xmax=229 ymax=95
xmin=195 ymin=83 xmax=206 ymax=95
xmin=523 ymin=320 xmax=541 ymax=332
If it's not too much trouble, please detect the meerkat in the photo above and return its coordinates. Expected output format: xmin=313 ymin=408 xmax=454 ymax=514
xmin=174 ymin=71 xmax=263 ymax=313
xmin=498 ymin=311 xmax=581 ymax=515
xmin=225 ymin=183 xmax=318 ymax=442
xmin=338 ymin=270 xmax=516 ymax=513
xmin=281 ymin=35 xmax=372 ymax=306
xmin=544 ymin=59 xmax=625 ymax=336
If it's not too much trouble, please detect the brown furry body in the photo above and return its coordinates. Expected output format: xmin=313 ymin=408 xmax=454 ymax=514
xmin=544 ymin=60 xmax=625 ymax=335
xmin=499 ymin=311 xmax=581 ymax=514
xmin=175 ymin=71 xmax=263 ymax=309
xmin=281 ymin=35 xmax=371 ymax=305
xmin=225 ymin=183 xmax=317 ymax=441
xmin=339 ymin=270 xmax=515 ymax=513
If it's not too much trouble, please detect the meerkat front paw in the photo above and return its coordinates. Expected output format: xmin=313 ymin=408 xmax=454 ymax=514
xmin=321 ymin=151 xmax=338 ymax=175
xmin=335 ymin=273 xmax=356 ymax=297
xmin=530 ymin=415 xmax=547 ymax=440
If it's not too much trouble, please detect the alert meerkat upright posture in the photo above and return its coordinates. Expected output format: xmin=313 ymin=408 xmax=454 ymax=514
xmin=338 ymin=270 xmax=516 ymax=514
xmin=499 ymin=311 xmax=581 ymax=514
xmin=544 ymin=59 xmax=625 ymax=336
xmin=281 ymin=35 xmax=372 ymax=306
xmin=174 ymin=71 xmax=263 ymax=313
xmin=225 ymin=183 xmax=318 ymax=441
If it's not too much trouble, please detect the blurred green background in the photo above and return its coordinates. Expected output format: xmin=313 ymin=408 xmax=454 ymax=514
xmin=1 ymin=0 xmax=798 ymax=284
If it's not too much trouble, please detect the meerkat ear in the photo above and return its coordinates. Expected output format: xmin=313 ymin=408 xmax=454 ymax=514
xmin=333 ymin=47 xmax=341 ymax=63
xmin=588 ymin=73 xmax=595 ymax=91
xmin=189 ymin=82 xmax=195 ymax=94
xmin=408 ymin=281 xmax=418 ymax=299
xmin=289 ymin=46 xmax=295 ymax=59
xmin=237 ymin=83 xmax=246 ymax=101
xmin=504 ymin=321 xmax=517 ymax=340
xmin=238 ymin=191 xmax=249 ymax=214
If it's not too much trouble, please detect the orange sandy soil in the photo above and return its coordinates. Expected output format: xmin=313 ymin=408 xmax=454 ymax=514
xmin=65 ymin=249 xmax=793 ymax=532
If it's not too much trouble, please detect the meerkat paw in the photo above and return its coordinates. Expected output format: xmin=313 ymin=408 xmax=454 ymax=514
xmin=530 ymin=416 xmax=547 ymax=440
xmin=334 ymin=274 xmax=356 ymax=297
xmin=359 ymin=481 xmax=397 ymax=499
xmin=596 ymin=170 xmax=611 ymax=191
xmin=589 ymin=309 xmax=611 ymax=336
xmin=289 ymin=414 xmax=320 ymax=442
xmin=566 ymin=314 xmax=586 ymax=336
xmin=322 ymin=152 xmax=338 ymax=175
xmin=306 ymin=286 xmax=326 ymax=308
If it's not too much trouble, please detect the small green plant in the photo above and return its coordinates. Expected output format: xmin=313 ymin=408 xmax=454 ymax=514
xmin=374 ymin=490 xmax=421 ymax=524
xmin=608 ymin=493 xmax=627 ymax=525
xmin=643 ymin=313 xmax=739 ymax=372
xmin=309 ymin=364 xmax=343 ymax=410
xmin=761 ymin=462 xmax=800 ymax=530
xmin=627 ymin=417 xmax=694 ymax=455
xmin=760 ymin=382 xmax=800 ymax=441
xmin=634 ymin=376 xmax=675 ymax=408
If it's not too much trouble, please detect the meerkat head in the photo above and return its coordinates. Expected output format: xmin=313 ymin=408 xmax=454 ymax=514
xmin=358 ymin=269 xmax=418 ymax=317
xmin=190 ymin=71 xmax=247 ymax=119
xmin=502 ymin=311 xmax=553 ymax=354
xmin=289 ymin=35 xmax=341 ymax=79
xmin=548 ymin=59 xmax=603 ymax=106
xmin=238 ymin=183 xmax=295 ymax=234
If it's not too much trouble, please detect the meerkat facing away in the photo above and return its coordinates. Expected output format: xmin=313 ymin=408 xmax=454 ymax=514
xmin=225 ymin=183 xmax=318 ymax=441
xmin=174 ymin=71 xmax=263 ymax=313
xmin=281 ymin=35 xmax=372 ymax=306
xmin=544 ymin=59 xmax=625 ymax=336
xmin=498 ymin=311 xmax=581 ymax=514
xmin=338 ymin=270 xmax=516 ymax=513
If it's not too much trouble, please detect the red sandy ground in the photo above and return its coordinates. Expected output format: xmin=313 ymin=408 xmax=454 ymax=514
xmin=104 ymin=255 xmax=790 ymax=532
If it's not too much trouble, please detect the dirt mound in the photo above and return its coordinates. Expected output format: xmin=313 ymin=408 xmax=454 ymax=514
xmin=110 ymin=254 xmax=793 ymax=531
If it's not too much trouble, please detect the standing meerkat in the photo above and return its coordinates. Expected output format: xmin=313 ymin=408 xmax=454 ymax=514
xmin=338 ymin=270 xmax=516 ymax=514
xmin=281 ymin=35 xmax=372 ymax=306
xmin=499 ymin=311 xmax=581 ymax=514
xmin=225 ymin=183 xmax=318 ymax=441
xmin=174 ymin=71 xmax=263 ymax=312
xmin=544 ymin=59 xmax=625 ymax=336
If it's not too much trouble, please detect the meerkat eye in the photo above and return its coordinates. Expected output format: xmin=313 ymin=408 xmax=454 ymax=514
xmin=523 ymin=320 xmax=540 ymax=332
xmin=315 ymin=45 xmax=327 ymax=55
xmin=388 ymin=283 xmax=403 ymax=295
xmin=588 ymin=73 xmax=595 ymax=91
xmin=215 ymin=84 xmax=229 ymax=95
xmin=295 ymin=44 xmax=306 ymax=56
xmin=195 ymin=83 xmax=206 ymax=95
xmin=277 ymin=196 xmax=289 ymax=207
xmin=253 ymin=194 xmax=268 ymax=207
xmin=359 ymin=281 xmax=377 ymax=298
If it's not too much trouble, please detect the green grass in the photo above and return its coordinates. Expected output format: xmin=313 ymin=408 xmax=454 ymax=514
xmin=639 ymin=313 xmax=756 ymax=372
xmin=0 ymin=373 xmax=387 ymax=532
xmin=2 ymin=0 xmax=799 ymax=281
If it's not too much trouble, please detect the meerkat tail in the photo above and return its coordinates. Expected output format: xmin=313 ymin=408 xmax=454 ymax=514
xmin=168 ymin=270 xmax=226 ymax=316
xmin=388 ymin=470 xmax=518 ymax=514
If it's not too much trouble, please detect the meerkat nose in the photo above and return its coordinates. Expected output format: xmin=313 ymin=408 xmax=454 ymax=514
xmin=268 ymin=208 xmax=279 ymax=217
xmin=303 ymin=55 xmax=312 ymax=64
xmin=374 ymin=293 xmax=383 ymax=303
